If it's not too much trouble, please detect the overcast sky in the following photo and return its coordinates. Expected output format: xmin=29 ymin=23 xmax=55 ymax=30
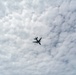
xmin=0 ymin=0 xmax=76 ymax=75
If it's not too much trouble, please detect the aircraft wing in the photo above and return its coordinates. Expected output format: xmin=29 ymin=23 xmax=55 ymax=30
xmin=39 ymin=37 xmax=42 ymax=41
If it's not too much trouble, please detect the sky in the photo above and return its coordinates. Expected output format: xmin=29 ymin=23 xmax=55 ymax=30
xmin=0 ymin=0 xmax=76 ymax=75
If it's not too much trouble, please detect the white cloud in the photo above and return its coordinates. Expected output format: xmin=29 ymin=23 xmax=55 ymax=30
xmin=0 ymin=0 xmax=76 ymax=75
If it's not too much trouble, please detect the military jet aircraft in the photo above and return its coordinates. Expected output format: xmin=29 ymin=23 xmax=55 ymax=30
xmin=33 ymin=37 xmax=42 ymax=45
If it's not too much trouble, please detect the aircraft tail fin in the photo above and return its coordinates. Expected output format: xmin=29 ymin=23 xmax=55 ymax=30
xmin=34 ymin=37 xmax=38 ymax=40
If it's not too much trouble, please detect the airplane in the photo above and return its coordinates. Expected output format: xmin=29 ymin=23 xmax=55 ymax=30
xmin=33 ymin=37 xmax=42 ymax=45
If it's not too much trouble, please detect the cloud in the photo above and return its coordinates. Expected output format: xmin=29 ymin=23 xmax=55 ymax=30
xmin=0 ymin=0 xmax=76 ymax=75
